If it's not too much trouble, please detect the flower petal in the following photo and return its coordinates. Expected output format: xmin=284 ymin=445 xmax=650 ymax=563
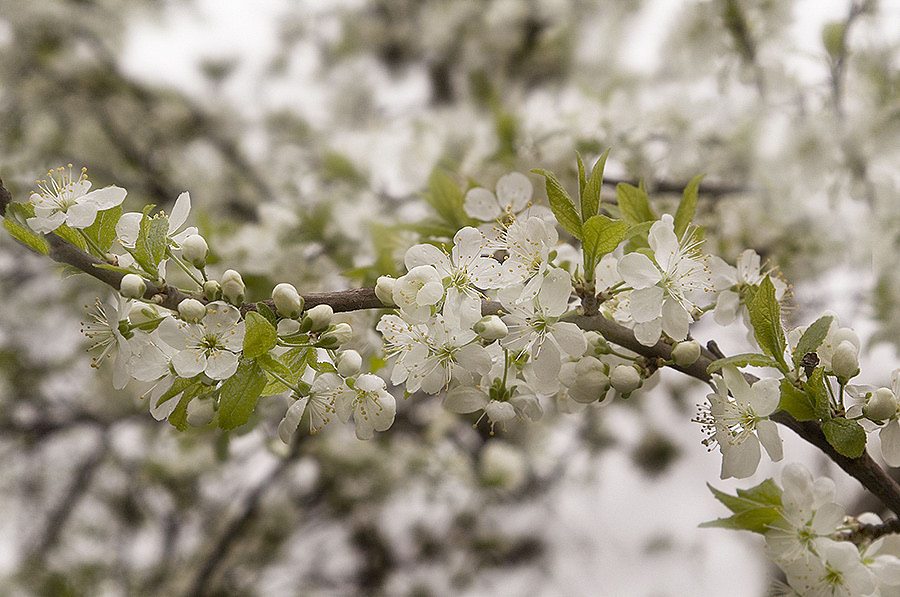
xmin=629 ymin=286 xmax=664 ymax=323
xmin=463 ymin=187 xmax=502 ymax=221
xmin=756 ymin=418 xmax=783 ymax=461
xmin=618 ymin=253 xmax=661 ymax=289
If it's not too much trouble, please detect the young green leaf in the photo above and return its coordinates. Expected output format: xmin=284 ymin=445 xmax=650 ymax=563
xmin=673 ymin=174 xmax=705 ymax=238
xmin=702 ymin=479 xmax=783 ymax=534
xmin=581 ymin=148 xmax=610 ymax=222
xmin=256 ymin=302 xmax=278 ymax=327
xmin=168 ymin=384 xmax=205 ymax=431
xmin=532 ymin=169 xmax=583 ymax=239
xmin=581 ymin=215 xmax=628 ymax=276
xmin=803 ymin=367 xmax=831 ymax=419
xmin=422 ymin=168 xmax=470 ymax=228
xmin=747 ymin=277 xmax=786 ymax=366
xmin=54 ymin=223 xmax=87 ymax=251
xmin=243 ymin=311 xmax=278 ymax=359
xmin=3 ymin=203 xmax=49 ymax=255
xmin=616 ymin=182 xmax=655 ymax=226
xmin=154 ymin=376 xmax=199 ymax=408
xmin=699 ymin=506 xmax=781 ymax=534
xmin=82 ymin=205 xmax=122 ymax=252
xmin=707 ymin=353 xmax=780 ymax=374
xmin=575 ymin=152 xmax=587 ymax=201
xmin=792 ymin=315 xmax=834 ymax=368
xmin=821 ymin=417 xmax=867 ymax=458
xmin=132 ymin=214 xmax=168 ymax=275
xmin=778 ymin=379 xmax=820 ymax=422
xmin=218 ymin=359 xmax=267 ymax=430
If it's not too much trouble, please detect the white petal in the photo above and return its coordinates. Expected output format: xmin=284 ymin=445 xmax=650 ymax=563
xmin=618 ymin=253 xmax=662 ymax=289
xmin=750 ymin=378 xmax=781 ymax=415
xmin=169 ymin=191 xmax=191 ymax=232
xmin=660 ymin=298 xmax=690 ymax=341
xmin=485 ymin=400 xmax=516 ymax=422
xmin=649 ymin=214 xmax=679 ymax=272
xmin=495 ymin=172 xmax=533 ymax=212
xmin=463 ymin=187 xmax=502 ymax=221
xmin=714 ymin=291 xmax=740 ymax=325
xmin=172 ymin=348 xmax=206 ymax=378
xmin=157 ymin=317 xmax=191 ymax=349
xmin=116 ymin=212 xmax=143 ymax=247
xmin=882 ymin=420 xmax=900 ymax=467
xmin=65 ymin=201 xmax=100 ymax=229
xmin=633 ymin=319 xmax=662 ymax=346
xmin=205 ymin=350 xmax=239 ymax=380
xmin=720 ymin=433 xmax=761 ymax=479
xmin=532 ymin=340 xmax=562 ymax=381
xmin=452 ymin=226 xmax=487 ymax=267
xmin=629 ymin=286 xmax=664 ymax=323
xmin=444 ymin=386 xmax=490 ymax=413
xmin=370 ymin=392 xmax=396 ymax=432
xmin=405 ymin=243 xmax=450 ymax=275
xmin=551 ymin=322 xmax=587 ymax=357
xmin=756 ymin=419 xmax=783 ymax=461
xmin=27 ymin=211 xmax=66 ymax=233
xmin=334 ymin=389 xmax=355 ymax=423
xmin=82 ymin=186 xmax=127 ymax=210
xmin=417 ymin=281 xmax=445 ymax=306
xmin=537 ymin=269 xmax=572 ymax=317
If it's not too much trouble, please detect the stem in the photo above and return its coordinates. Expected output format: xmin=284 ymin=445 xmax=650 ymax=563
xmin=79 ymin=230 xmax=107 ymax=258
xmin=166 ymin=247 xmax=204 ymax=287
xmin=266 ymin=369 xmax=300 ymax=394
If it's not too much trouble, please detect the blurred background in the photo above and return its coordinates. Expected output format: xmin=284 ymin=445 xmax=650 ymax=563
xmin=0 ymin=0 xmax=899 ymax=595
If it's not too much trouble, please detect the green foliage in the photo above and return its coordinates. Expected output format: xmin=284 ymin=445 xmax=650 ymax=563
xmin=701 ymin=479 xmax=783 ymax=534
xmin=803 ymin=367 xmax=831 ymax=418
xmin=792 ymin=315 xmax=834 ymax=368
xmin=581 ymin=215 xmax=628 ymax=276
xmin=747 ymin=277 xmax=786 ymax=368
xmin=167 ymin=384 xmax=205 ymax=432
xmin=580 ymin=149 xmax=610 ymax=222
xmin=259 ymin=352 xmax=297 ymax=396
xmin=778 ymin=379 xmax=823 ymax=422
xmin=2 ymin=203 xmax=49 ymax=255
xmin=673 ymin=174 xmax=705 ymax=238
xmin=531 ymin=169 xmax=583 ymax=239
xmin=82 ymin=206 xmax=122 ymax=252
xmin=822 ymin=417 xmax=867 ymax=458
xmin=615 ymin=182 xmax=655 ymax=226
xmin=707 ymin=353 xmax=779 ymax=374
xmin=243 ymin=311 xmax=277 ymax=359
xmin=256 ymin=302 xmax=278 ymax=327
xmin=54 ymin=223 xmax=87 ymax=251
xmin=422 ymin=168 xmax=471 ymax=230
xmin=132 ymin=214 xmax=169 ymax=277
xmin=154 ymin=376 xmax=199 ymax=409
xmin=218 ymin=359 xmax=267 ymax=430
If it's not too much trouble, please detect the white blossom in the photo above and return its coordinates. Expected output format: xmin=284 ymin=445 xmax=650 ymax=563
xmin=711 ymin=249 xmax=786 ymax=326
xmin=392 ymin=265 xmax=444 ymax=324
xmin=27 ymin=165 xmax=127 ymax=233
xmin=278 ymin=373 xmax=342 ymax=441
xmin=404 ymin=315 xmax=492 ymax=394
xmin=116 ymin=191 xmax=196 ymax=248
xmin=496 ymin=216 xmax=559 ymax=303
xmin=81 ymin=296 xmax=134 ymax=390
xmin=157 ymin=301 xmax=245 ymax=380
xmin=335 ymin=373 xmax=396 ymax=440
xmin=617 ymin=214 xmax=714 ymax=346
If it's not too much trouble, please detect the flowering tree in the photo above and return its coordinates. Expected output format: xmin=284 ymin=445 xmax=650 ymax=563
xmin=4 ymin=143 xmax=900 ymax=595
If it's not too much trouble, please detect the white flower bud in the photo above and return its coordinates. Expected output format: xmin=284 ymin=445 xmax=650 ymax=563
xmin=336 ymin=349 xmax=363 ymax=377
xmin=672 ymin=340 xmax=701 ymax=367
xmin=181 ymin=234 xmax=209 ymax=268
xmin=831 ymin=340 xmax=860 ymax=380
xmin=833 ymin=327 xmax=861 ymax=351
xmin=272 ymin=283 xmax=304 ymax=319
xmin=866 ymin=388 xmax=898 ymax=421
xmin=305 ymin=304 xmax=333 ymax=332
xmin=221 ymin=269 xmax=245 ymax=305
xmin=119 ymin=274 xmax=146 ymax=299
xmin=375 ymin=275 xmax=396 ymax=306
xmin=178 ymin=298 xmax=207 ymax=322
xmin=203 ymin=280 xmax=222 ymax=301
xmin=128 ymin=303 xmax=159 ymax=325
xmin=321 ymin=322 xmax=352 ymax=346
xmin=569 ymin=357 xmax=609 ymax=404
xmin=473 ymin=315 xmax=508 ymax=340
xmin=186 ymin=398 xmax=215 ymax=427
xmin=610 ymin=364 xmax=642 ymax=395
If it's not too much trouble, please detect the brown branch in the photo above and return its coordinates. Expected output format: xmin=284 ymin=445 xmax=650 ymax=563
xmin=4 ymin=178 xmax=900 ymax=517
xmin=846 ymin=517 xmax=900 ymax=543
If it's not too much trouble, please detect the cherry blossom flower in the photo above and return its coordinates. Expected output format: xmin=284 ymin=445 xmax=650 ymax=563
xmin=698 ymin=366 xmax=782 ymax=479
xmin=278 ymin=373 xmax=342 ymax=441
xmin=28 ymin=165 xmax=127 ymax=233
xmin=391 ymin=265 xmax=444 ymax=324
xmin=404 ymin=226 xmax=498 ymax=328
xmin=116 ymin=191 xmax=197 ymax=248
xmin=499 ymin=268 xmax=586 ymax=381
xmin=376 ymin=314 xmax=428 ymax=388
xmin=335 ymin=373 xmax=396 ymax=440
xmin=157 ymin=302 xmax=245 ymax=380
xmin=617 ymin=214 xmax=714 ymax=346
xmin=710 ymin=249 xmax=787 ymax=326
xmin=463 ymin=172 xmax=552 ymax=240
xmin=496 ymin=216 xmax=559 ymax=303
xmin=403 ymin=315 xmax=492 ymax=394
xmin=81 ymin=296 xmax=134 ymax=390
xmin=783 ymin=540 xmax=875 ymax=597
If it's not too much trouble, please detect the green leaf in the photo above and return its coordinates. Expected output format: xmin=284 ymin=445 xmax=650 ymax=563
xmin=778 ymin=379 xmax=820 ymax=422
xmin=581 ymin=148 xmax=610 ymax=222
xmin=822 ymin=417 xmax=867 ymax=458
xmin=168 ymin=383 xmax=204 ymax=432
xmin=673 ymin=174 xmax=705 ymax=238
xmin=581 ymin=215 xmax=629 ymax=275
xmin=699 ymin=506 xmax=781 ymax=534
xmin=803 ymin=367 xmax=831 ymax=419
xmin=3 ymin=203 xmax=49 ymax=255
xmin=154 ymin=376 xmax=199 ymax=408
xmin=93 ymin=263 xmax=148 ymax=276
xmin=422 ymin=168 xmax=470 ymax=228
xmin=747 ymin=277 xmax=786 ymax=366
xmin=54 ymin=223 xmax=87 ymax=251
xmin=616 ymin=182 xmax=655 ymax=226
xmin=256 ymin=302 xmax=278 ymax=327
xmin=736 ymin=478 xmax=783 ymax=506
xmin=259 ymin=353 xmax=297 ymax=396
xmin=575 ymin=152 xmax=587 ymax=202
xmin=242 ymin=311 xmax=277 ymax=359
xmin=708 ymin=484 xmax=761 ymax=514
xmin=707 ymin=353 xmax=780 ymax=374
xmin=218 ymin=359 xmax=267 ymax=430
xmin=82 ymin=205 xmax=122 ymax=252
xmin=792 ymin=315 xmax=834 ymax=368
xmin=132 ymin=214 xmax=168 ymax=275
xmin=532 ymin=169 xmax=583 ymax=239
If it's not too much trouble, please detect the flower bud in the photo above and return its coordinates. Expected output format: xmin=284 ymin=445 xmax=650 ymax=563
xmin=671 ymin=340 xmax=701 ymax=368
xmin=321 ymin=322 xmax=352 ymax=346
xmin=186 ymin=398 xmax=215 ymax=427
xmin=120 ymin=274 xmax=146 ymax=299
xmin=473 ymin=315 xmax=508 ymax=340
xmin=272 ymin=283 xmax=304 ymax=319
xmin=203 ymin=280 xmax=222 ymax=302
xmin=182 ymin=234 xmax=209 ymax=268
xmin=178 ymin=298 xmax=207 ymax=322
xmin=569 ymin=357 xmax=610 ymax=404
xmin=831 ymin=340 xmax=860 ymax=380
xmin=221 ymin=269 xmax=245 ymax=305
xmin=305 ymin=304 xmax=333 ymax=332
xmin=866 ymin=388 xmax=898 ymax=421
xmin=375 ymin=275 xmax=396 ymax=306
xmin=610 ymin=364 xmax=642 ymax=395
xmin=336 ymin=349 xmax=362 ymax=377
xmin=834 ymin=327 xmax=861 ymax=351
xmin=129 ymin=303 xmax=159 ymax=325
